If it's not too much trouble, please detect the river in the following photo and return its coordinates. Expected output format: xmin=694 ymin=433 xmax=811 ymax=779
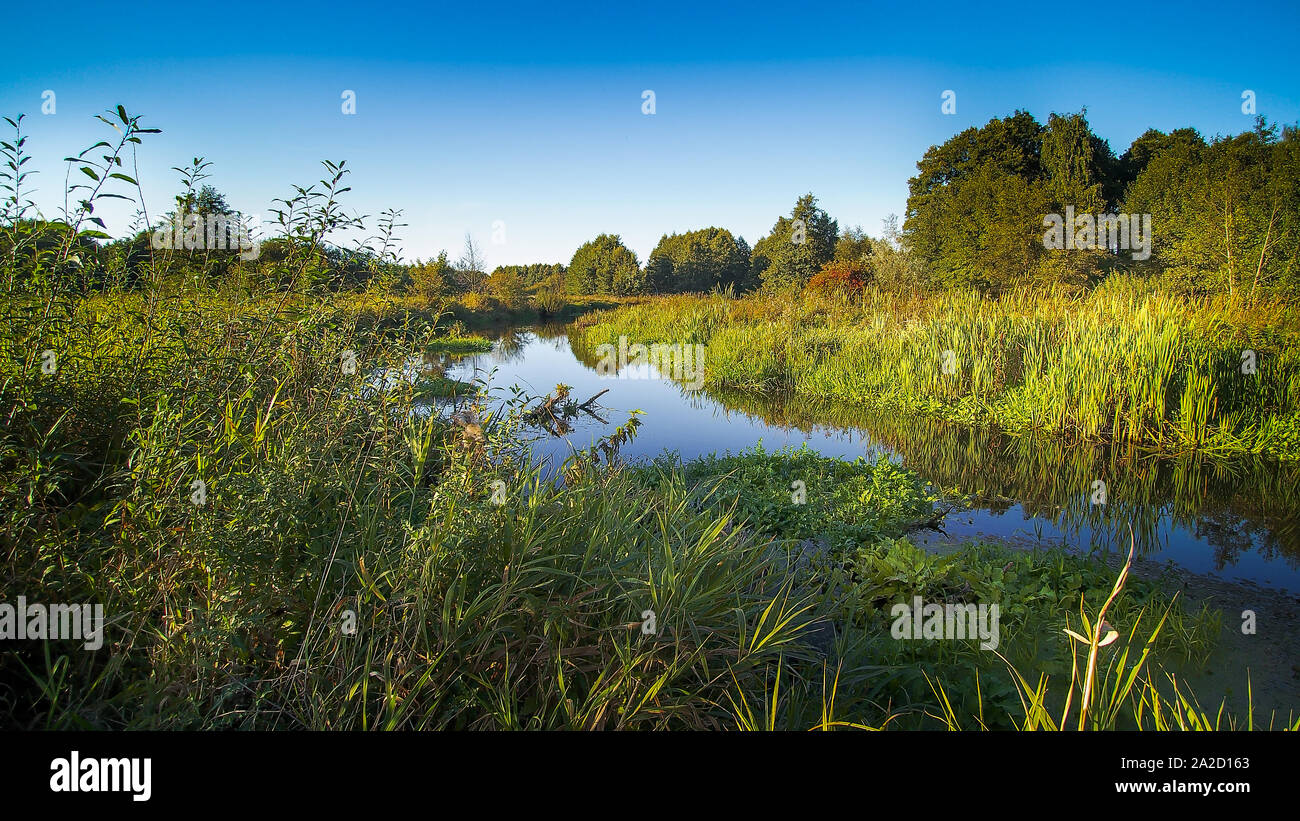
xmin=429 ymin=324 xmax=1300 ymax=595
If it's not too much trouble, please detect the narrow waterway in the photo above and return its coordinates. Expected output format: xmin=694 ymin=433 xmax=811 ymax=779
xmin=428 ymin=325 xmax=1300 ymax=595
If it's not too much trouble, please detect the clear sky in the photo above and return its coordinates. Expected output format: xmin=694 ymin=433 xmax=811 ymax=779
xmin=3 ymin=0 xmax=1298 ymax=267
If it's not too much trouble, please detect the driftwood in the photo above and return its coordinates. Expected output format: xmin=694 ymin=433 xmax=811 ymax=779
xmin=525 ymin=385 xmax=611 ymax=436
xmin=527 ymin=385 xmax=570 ymax=420
xmin=578 ymin=389 xmax=609 ymax=409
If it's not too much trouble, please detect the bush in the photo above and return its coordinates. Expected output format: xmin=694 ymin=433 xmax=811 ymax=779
xmin=533 ymin=273 xmax=568 ymax=316
xmin=805 ymin=259 xmax=869 ymax=297
xmin=488 ymin=267 xmax=527 ymax=310
xmin=459 ymin=290 xmax=496 ymax=312
xmin=408 ymin=252 xmax=454 ymax=302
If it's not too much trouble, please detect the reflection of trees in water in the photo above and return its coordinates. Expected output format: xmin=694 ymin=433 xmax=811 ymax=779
xmin=533 ymin=323 xmax=571 ymax=342
xmin=416 ymin=350 xmax=449 ymax=375
xmin=561 ymin=328 xmax=1300 ymax=566
xmin=488 ymin=329 xmax=529 ymax=364
xmin=1195 ymin=511 xmax=1277 ymax=571
xmin=703 ymin=386 xmax=1300 ymax=566
xmin=676 ymin=384 xmax=866 ymax=447
xmin=571 ymin=336 xmax=867 ymax=448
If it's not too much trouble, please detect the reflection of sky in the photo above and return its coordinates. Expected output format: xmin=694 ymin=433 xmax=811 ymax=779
xmin=442 ymin=331 xmax=1300 ymax=595
xmin=448 ymin=334 xmax=889 ymax=466
xmin=936 ymin=505 xmax=1299 ymax=595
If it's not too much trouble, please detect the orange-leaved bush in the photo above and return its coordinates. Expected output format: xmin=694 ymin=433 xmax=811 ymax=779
xmin=805 ymin=259 xmax=869 ymax=296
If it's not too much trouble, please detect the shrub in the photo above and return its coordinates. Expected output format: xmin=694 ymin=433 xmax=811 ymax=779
xmin=533 ymin=273 xmax=568 ymax=315
xmin=488 ymin=267 xmax=528 ymax=310
xmin=806 ymin=259 xmax=869 ymax=297
xmin=408 ymin=253 xmax=453 ymax=302
xmin=459 ymin=290 xmax=496 ymax=312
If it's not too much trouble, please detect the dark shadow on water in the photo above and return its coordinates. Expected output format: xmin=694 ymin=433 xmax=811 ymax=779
xmin=709 ymin=387 xmax=1300 ymax=573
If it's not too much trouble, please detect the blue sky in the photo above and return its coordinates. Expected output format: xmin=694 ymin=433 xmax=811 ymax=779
xmin=3 ymin=0 xmax=1298 ymax=266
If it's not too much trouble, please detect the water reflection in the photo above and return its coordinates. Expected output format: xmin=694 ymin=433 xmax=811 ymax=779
xmin=707 ymin=388 xmax=1300 ymax=570
xmin=441 ymin=327 xmax=1300 ymax=592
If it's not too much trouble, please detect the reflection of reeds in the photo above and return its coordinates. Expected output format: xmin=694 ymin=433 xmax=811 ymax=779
xmin=573 ymin=279 xmax=1300 ymax=459
xmin=572 ymin=360 xmax=1300 ymax=564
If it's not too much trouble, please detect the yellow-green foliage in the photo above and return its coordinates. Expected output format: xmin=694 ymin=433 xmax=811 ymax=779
xmin=574 ymin=278 xmax=1300 ymax=458
xmin=0 ymin=288 xmax=1277 ymax=731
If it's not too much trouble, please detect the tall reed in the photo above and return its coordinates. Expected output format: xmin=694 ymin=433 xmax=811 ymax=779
xmin=573 ymin=281 xmax=1300 ymax=458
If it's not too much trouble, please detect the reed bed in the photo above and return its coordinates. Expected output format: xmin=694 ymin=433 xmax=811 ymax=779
xmin=1 ymin=289 xmax=1258 ymax=730
xmin=573 ymin=279 xmax=1300 ymax=459
xmin=0 ymin=289 xmax=873 ymax=729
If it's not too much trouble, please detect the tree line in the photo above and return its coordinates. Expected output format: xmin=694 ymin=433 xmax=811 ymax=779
xmin=4 ymin=107 xmax=1295 ymax=301
xmin=509 ymin=111 xmax=1299 ymax=300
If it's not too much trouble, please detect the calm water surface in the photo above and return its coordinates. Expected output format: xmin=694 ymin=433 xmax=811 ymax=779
xmin=429 ymin=326 xmax=1300 ymax=595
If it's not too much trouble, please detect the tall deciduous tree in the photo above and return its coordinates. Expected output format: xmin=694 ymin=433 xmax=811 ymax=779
xmin=1125 ymin=119 xmax=1300 ymax=299
xmin=646 ymin=227 xmax=749 ymax=293
xmin=904 ymin=110 xmax=1126 ymax=291
xmin=567 ymin=233 xmax=643 ymax=295
xmin=904 ymin=111 xmax=1046 ymax=291
xmin=454 ymin=232 xmax=487 ymax=293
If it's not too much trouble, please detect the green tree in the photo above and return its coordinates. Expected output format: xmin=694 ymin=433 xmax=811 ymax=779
xmin=567 ymin=233 xmax=643 ymax=295
xmin=1125 ymin=119 xmax=1300 ymax=299
xmin=1116 ymin=127 xmax=1205 ymax=195
xmin=409 ymin=251 xmax=454 ymax=301
xmin=1041 ymin=111 xmax=1111 ymax=213
xmin=834 ymin=225 xmax=875 ymax=267
xmin=906 ymin=112 xmax=1045 ymax=290
xmin=490 ymin=262 xmax=565 ymax=287
xmin=904 ymin=110 xmax=1126 ymax=291
xmin=646 ymin=227 xmax=749 ymax=293
xmin=488 ymin=265 xmax=527 ymax=309
xmin=176 ymin=184 xmax=234 ymax=218
xmin=1036 ymin=111 xmax=1118 ymax=286
xmin=752 ymin=194 xmax=837 ymax=293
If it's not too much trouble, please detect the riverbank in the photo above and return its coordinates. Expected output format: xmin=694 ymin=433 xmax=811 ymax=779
xmin=0 ymin=289 xmax=1290 ymax=730
xmin=341 ymin=290 xmax=644 ymax=334
xmin=913 ymin=520 xmax=1300 ymax=725
xmin=572 ymin=278 xmax=1300 ymax=460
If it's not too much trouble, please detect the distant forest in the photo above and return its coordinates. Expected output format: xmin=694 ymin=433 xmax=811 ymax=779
xmin=3 ymin=109 xmax=1296 ymax=302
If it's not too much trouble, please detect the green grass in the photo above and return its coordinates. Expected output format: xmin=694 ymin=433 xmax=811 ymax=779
xmin=660 ymin=390 xmax=1300 ymax=563
xmin=573 ymin=278 xmax=1300 ymax=459
xmin=0 ymin=288 xmax=1283 ymax=730
xmin=414 ymin=375 xmax=480 ymax=398
xmin=425 ymin=336 xmax=492 ymax=354
xmin=659 ymin=444 xmax=941 ymax=549
xmin=1 ymin=105 xmax=1293 ymax=730
xmin=654 ymin=445 xmax=1227 ymax=729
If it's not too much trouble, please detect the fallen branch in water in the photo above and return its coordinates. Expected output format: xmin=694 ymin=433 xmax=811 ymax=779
xmin=524 ymin=384 xmax=613 ymax=436
xmin=578 ymin=388 xmax=609 ymax=410
xmin=526 ymin=384 xmax=571 ymax=420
